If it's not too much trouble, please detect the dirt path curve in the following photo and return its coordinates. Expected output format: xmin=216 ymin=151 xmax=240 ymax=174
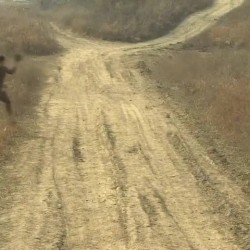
xmin=0 ymin=0 xmax=249 ymax=250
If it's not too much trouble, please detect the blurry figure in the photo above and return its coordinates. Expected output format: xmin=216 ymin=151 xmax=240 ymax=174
xmin=40 ymin=0 xmax=48 ymax=10
xmin=0 ymin=55 xmax=22 ymax=115
xmin=40 ymin=0 xmax=53 ymax=10
xmin=40 ymin=0 xmax=45 ymax=9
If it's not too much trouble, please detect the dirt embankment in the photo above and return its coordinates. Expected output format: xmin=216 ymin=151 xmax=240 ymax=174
xmin=52 ymin=0 xmax=214 ymax=42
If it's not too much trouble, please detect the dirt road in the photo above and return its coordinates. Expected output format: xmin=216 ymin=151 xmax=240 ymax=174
xmin=0 ymin=0 xmax=249 ymax=249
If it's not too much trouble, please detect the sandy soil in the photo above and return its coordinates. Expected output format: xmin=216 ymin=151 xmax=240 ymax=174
xmin=0 ymin=0 xmax=248 ymax=249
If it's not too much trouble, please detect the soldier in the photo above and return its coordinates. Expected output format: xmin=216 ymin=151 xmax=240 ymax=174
xmin=0 ymin=55 xmax=22 ymax=115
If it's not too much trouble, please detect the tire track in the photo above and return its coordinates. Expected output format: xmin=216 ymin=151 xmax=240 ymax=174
xmin=110 ymin=65 xmax=242 ymax=249
xmin=167 ymin=131 xmax=250 ymax=249
xmin=97 ymin=110 xmax=129 ymax=246
xmin=0 ymin=1 xmax=247 ymax=248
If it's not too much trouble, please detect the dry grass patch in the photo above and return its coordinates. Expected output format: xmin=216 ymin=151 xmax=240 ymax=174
xmin=0 ymin=6 xmax=60 ymax=55
xmin=210 ymin=22 xmax=250 ymax=47
xmin=169 ymin=0 xmax=250 ymax=152
xmin=187 ymin=21 xmax=250 ymax=49
xmin=187 ymin=1 xmax=250 ymax=49
xmin=211 ymin=80 xmax=250 ymax=142
xmin=152 ymin=50 xmax=250 ymax=151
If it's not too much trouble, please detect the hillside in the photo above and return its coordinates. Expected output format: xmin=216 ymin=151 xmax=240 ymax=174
xmin=53 ymin=0 xmax=214 ymax=42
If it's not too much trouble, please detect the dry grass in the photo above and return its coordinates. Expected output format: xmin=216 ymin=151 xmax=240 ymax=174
xmin=0 ymin=6 xmax=60 ymax=55
xmin=211 ymin=80 xmax=250 ymax=141
xmin=152 ymin=49 xmax=250 ymax=151
xmin=52 ymin=0 xmax=214 ymax=42
xmin=187 ymin=21 xmax=250 ymax=49
xmin=187 ymin=1 xmax=250 ymax=49
xmin=150 ymin=0 xmax=250 ymax=155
